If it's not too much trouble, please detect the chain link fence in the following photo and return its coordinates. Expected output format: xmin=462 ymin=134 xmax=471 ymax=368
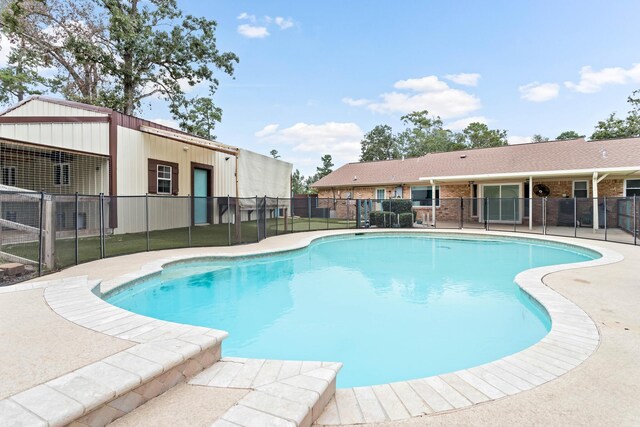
xmin=0 ymin=192 xmax=638 ymax=286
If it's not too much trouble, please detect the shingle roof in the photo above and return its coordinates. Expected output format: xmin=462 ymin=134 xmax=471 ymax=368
xmin=312 ymin=137 xmax=640 ymax=187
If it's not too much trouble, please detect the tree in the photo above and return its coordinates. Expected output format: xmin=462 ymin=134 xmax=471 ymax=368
xmin=359 ymin=124 xmax=399 ymax=161
xmin=556 ymin=131 xmax=585 ymax=140
xmin=461 ymin=122 xmax=508 ymax=148
xmin=531 ymin=134 xmax=550 ymax=143
xmin=1 ymin=0 xmax=238 ymax=137
xmin=305 ymin=154 xmax=334 ymax=192
xmin=0 ymin=47 xmax=46 ymax=104
xmin=591 ymin=90 xmax=640 ymax=140
xmin=291 ymin=169 xmax=306 ymax=195
xmin=270 ymin=149 xmax=280 ymax=159
xmin=315 ymin=154 xmax=334 ymax=179
xmin=399 ymin=110 xmax=464 ymax=156
xmin=173 ymin=95 xmax=221 ymax=139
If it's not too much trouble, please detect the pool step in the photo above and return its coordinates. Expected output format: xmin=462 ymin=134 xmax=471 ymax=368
xmin=0 ymin=277 xmax=229 ymax=427
xmin=0 ymin=335 xmax=223 ymax=426
xmin=193 ymin=358 xmax=342 ymax=427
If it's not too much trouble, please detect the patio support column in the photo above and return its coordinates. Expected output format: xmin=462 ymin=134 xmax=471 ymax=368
xmin=592 ymin=172 xmax=599 ymax=231
xmin=430 ymin=179 xmax=436 ymax=226
xmin=529 ymin=176 xmax=533 ymax=230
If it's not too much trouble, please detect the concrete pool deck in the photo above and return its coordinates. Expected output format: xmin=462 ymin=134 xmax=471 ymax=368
xmin=0 ymin=229 xmax=639 ymax=426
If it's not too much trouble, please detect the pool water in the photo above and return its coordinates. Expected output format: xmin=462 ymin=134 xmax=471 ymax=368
xmin=106 ymin=234 xmax=598 ymax=387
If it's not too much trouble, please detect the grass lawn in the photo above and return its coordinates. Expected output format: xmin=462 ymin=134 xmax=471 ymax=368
xmin=2 ymin=218 xmax=355 ymax=271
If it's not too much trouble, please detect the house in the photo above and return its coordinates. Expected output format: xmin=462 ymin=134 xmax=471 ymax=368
xmin=0 ymin=96 xmax=292 ymax=234
xmin=312 ymin=137 xmax=640 ymax=231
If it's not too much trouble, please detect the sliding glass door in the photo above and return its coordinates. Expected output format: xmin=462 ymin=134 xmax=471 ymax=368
xmin=482 ymin=184 xmax=521 ymax=223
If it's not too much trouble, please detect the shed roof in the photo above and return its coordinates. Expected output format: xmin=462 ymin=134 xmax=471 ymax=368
xmin=312 ymin=137 xmax=640 ymax=187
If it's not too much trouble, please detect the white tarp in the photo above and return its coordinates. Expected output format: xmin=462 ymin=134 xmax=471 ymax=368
xmin=237 ymin=149 xmax=292 ymax=207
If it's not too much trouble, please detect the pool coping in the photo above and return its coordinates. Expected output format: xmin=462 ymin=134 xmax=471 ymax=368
xmin=90 ymin=229 xmax=624 ymax=425
xmin=1 ymin=229 xmax=624 ymax=426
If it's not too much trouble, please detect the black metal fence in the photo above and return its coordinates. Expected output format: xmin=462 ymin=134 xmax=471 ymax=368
xmin=0 ymin=192 xmax=637 ymax=285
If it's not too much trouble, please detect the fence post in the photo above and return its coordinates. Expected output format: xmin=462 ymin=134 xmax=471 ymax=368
xmin=327 ymin=198 xmax=330 ymax=230
xmin=484 ymin=197 xmax=488 ymax=230
xmin=145 ymin=194 xmax=150 ymax=251
xmin=187 ymin=196 xmax=192 ymax=247
xmin=275 ymin=197 xmax=279 ymax=236
xmin=38 ymin=191 xmax=44 ymax=276
xmin=256 ymin=196 xmax=259 ymax=243
xmin=603 ymin=196 xmax=607 ymax=241
xmin=347 ymin=199 xmax=350 ymax=229
xmin=227 ymin=195 xmax=231 ymax=246
xmin=75 ymin=192 xmax=79 ymax=265
xmin=513 ymin=197 xmax=517 ymax=232
xmin=99 ymin=193 xmax=104 ymax=258
xmin=459 ymin=197 xmax=463 ymax=229
xmin=634 ymin=195 xmax=637 ymax=246
xmin=574 ymin=197 xmax=577 ymax=238
xmin=543 ymin=197 xmax=547 ymax=235
xmin=308 ymin=194 xmax=311 ymax=231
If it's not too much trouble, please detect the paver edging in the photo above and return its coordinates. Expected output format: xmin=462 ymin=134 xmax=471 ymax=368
xmin=0 ymin=229 xmax=624 ymax=426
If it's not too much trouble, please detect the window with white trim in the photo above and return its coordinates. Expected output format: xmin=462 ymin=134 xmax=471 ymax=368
xmin=54 ymin=163 xmax=70 ymax=186
xmin=573 ymin=180 xmax=588 ymax=198
xmin=2 ymin=167 xmax=16 ymax=186
xmin=157 ymin=165 xmax=172 ymax=194
xmin=375 ymin=188 xmax=385 ymax=200
xmin=625 ymin=179 xmax=640 ymax=197
xmin=411 ymin=186 xmax=440 ymax=207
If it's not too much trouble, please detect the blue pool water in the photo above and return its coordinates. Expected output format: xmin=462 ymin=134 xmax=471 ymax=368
xmin=106 ymin=234 xmax=598 ymax=387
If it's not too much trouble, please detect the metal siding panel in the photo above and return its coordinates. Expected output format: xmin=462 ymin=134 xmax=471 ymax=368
xmin=3 ymin=99 xmax=109 ymax=117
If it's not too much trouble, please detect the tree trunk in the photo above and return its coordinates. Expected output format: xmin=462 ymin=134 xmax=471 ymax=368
xmin=122 ymin=0 xmax=138 ymax=115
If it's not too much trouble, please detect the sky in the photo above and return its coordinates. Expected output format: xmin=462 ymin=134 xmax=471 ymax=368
xmin=4 ymin=1 xmax=640 ymax=177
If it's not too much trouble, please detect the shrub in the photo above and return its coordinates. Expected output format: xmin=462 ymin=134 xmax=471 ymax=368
xmin=398 ymin=212 xmax=414 ymax=228
xmin=369 ymin=211 xmax=393 ymax=228
xmin=381 ymin=199 xmax=413 ymax=214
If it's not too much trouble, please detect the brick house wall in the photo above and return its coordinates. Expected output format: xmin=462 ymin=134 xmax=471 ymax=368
xmin=315 ymin=178 xmax=627 ymax=224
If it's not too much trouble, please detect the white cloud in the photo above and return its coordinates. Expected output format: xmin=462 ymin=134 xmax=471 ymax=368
xmin=519 ymin=82 xmax=560 ymax=102
xmin=237 ymin=13 xmax=294 ymax=38
xmin=341 ymin=97 xmax=371 ymax=107
xmin=237 ymin=12 xmax=256 ymax=22
xmin=274 ymin=17 xmax=294 ymax=30
xmin=152 ymin=118 xmax=180 ymax=130
xmin=345 ymin=75 xmax=481 ymax=119
xmin=255 ymin=124 xmax=279 ymax=137
xmin=237 ymin=24 xmax=270 ymax=38
xmin=444 ymin=73 xmax=481 ymax=87
xmin=255 ymin=122 xmax=364 ymax=168
xmin=565 ymin=64 xmax=640 ymax=93
xmin=394 ymin=76 xmax=449 ymax=92
xmin=447 ymin=116 xmax=489 ymax=131
xmin=508 ymin=135 xmax=532 ymax=145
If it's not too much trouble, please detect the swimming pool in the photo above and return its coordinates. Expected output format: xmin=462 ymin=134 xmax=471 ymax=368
xmin=105 ymin=234 xmax=598 ymax=387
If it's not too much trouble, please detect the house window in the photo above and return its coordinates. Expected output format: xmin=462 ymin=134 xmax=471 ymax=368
xmin=573 ymin=180 xmax=588 ymax=198
xmin=625 ymin=179 xmax=640 ymax=197
xmin=411 ymin=186 xmax=440 ymax=207
xmin=157 ymin=165 xmax=172 ymax=194
xmin=392 ymin=186 xmax=403 ymax=198
xmin=148 ymin=159 xmax=178 ymax=195
xmin=375 ymin=188 xmax=385 ymax=200
xmin=54 ymin=163 xmax=70 ymax=186
xmin=2 ymin=167 xmax=16 ymax=186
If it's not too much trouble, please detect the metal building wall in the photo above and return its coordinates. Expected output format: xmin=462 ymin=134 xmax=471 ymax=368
xmin=115 ymin=126 xmax=237 ymax=233
xmin=2 ymin=99 xmax=108 ymax=117
xmin=0 ymin=123 xmax=110 ymax=155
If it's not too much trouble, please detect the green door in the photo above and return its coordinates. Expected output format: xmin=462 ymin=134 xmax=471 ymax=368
xmin=194 ymin=168 xmax=209 ymax=224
